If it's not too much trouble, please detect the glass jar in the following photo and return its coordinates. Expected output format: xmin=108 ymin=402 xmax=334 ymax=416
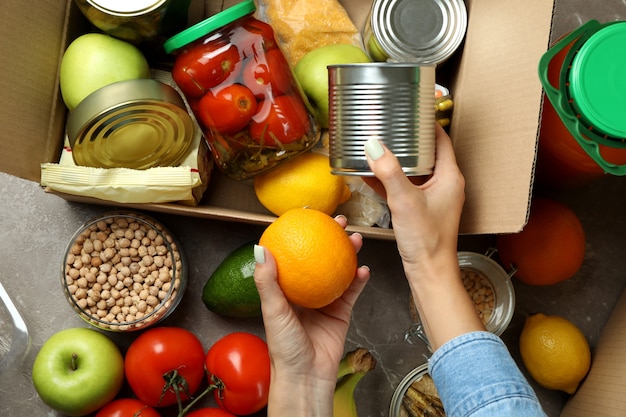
xmin=537 ymin=20 xmax=626 ymax=188
xmin=74 ymin=0 xmax=191 ymax=44
xmin=163 ymin=0 xmax=321 ymax=180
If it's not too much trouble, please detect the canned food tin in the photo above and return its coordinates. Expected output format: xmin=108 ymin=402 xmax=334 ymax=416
xmin=74 ymin=0 xmax=191 ymax=44
xmin=328 ymin=63 xmax=436 ymax=176
xmin=67 ymin=78 xmax=194 ymax=170
xmin=364 ymin=0 xmax=467 ymax=64
xmin=163 ymin=0 xmax=321 ymax=180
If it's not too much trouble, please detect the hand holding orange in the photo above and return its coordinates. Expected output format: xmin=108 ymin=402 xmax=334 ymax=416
xmin=259 ymin=208 xmax=358 ymax=309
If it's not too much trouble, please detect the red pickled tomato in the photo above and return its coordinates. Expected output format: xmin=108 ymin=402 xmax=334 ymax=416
xmin=249 ymin=94 xmax=310 ymax=145
xmin=242 ymin=48 xmax=293 ymax=99
xmin=172 ymin=42 xmax=241 ymax=98
xmin=198 ymin=84 xmax=258 ymax=135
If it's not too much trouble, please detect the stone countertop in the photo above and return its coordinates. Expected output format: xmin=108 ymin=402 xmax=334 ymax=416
xmin=3 ymin=1 xmax=626 ymax=416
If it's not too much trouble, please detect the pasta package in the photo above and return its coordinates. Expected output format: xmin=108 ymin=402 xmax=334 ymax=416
xmin=257 ymin=0 xmax=363 ymax=67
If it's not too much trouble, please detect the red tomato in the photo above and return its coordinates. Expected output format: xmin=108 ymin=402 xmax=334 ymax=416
xmin=249 ymin=94 xmax=311 ymax=145
xmin=172 ymin=42 xmax=241 ymax=98
xmin=205 ymin=332 xmax=271 ymax=416
xmin=242 ymin=48 xmax=293 ymax=99
xmin=125 ymin=327 xmax=206 ymax=408
xmin=95 ymin=399 xmax=161 ymax=417
xmin=232 ymin=18 xmax=278 ymax=58
xmin=185 ymin=408 xmax=237 ymax=417
xmin=197 ymin=84 xmax=258 ymax=134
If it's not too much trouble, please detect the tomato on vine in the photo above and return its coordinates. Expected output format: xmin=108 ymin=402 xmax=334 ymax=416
xmin=205 ymin=332 xmax=271 ymax=415
xmin=185 ymin=408 xmax=237 ymax=417
xmin=124 ymin=327 xmax=206 ymax=409
xmin=95 ymin=398 xmax=161 ymax=417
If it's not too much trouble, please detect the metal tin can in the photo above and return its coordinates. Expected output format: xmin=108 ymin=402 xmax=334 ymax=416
xmin=163 ymin=0 xmax=320 ymax=180
xmin=74 ymin=0 xmax=191 ymax=44
xmin=67 ymin=78 xmax=194 ymax=169
xmin=364 ymin=0 xmax=467 ymax=64
xmin=328 ymin=63 xmax=436 ymax=176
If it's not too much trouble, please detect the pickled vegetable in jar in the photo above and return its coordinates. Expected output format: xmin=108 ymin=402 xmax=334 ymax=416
xmin=163 ymin=0 xmax=321 ymax=180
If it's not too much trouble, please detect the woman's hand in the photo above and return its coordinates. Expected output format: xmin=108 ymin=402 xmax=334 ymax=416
xmin=363 ymin=123 xmax=465 ymax=277
xmin=363 ymin=124 xmax=484 ymax=351
xmin=254 ymin=216 xmax=370 ymax=417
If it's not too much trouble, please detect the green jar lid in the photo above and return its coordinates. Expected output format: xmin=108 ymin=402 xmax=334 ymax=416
xmin=569 ymin=22 xmax=626 ymax=139
xmin=163 ymin=0 xmax=256 ymax=53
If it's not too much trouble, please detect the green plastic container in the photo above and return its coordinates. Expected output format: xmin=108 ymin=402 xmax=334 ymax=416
xmin=538 ymin=20 xmax=626 ymax=175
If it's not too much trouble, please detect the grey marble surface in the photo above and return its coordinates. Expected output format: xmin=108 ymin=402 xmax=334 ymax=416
xmin=3 ymin=0 xmax=626 ymax=416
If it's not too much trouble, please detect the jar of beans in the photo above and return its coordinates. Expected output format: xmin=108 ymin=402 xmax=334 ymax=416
xmin=408 ymin=250 xmax=515 ymax=347
xmin=62 ymin=211 xmax=187 ymax=332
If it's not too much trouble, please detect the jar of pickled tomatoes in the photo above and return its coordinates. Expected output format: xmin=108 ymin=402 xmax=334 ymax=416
xmin=163 ymin=0 xmax=321 ymax=180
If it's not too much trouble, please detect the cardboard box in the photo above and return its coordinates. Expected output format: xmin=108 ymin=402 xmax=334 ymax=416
xmin=0 ymin=0 xmax=554 ymax=239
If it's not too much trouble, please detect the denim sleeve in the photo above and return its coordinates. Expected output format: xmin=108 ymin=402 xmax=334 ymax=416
xmin=428 ymin=331 xmax=547 ymax=417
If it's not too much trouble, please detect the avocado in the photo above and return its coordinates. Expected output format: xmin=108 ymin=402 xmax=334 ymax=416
xmin=202 ymin=241 xmax=262 ymax=318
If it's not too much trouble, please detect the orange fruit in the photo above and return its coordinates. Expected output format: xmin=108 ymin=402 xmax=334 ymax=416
xmin=496 ymin=198 xmax=585 ymax=286
xmin=259 ymin=207 xmax=357 ymax=308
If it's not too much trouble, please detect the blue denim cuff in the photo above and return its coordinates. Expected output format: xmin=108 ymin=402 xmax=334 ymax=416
xmin=428 ymin=331 xmax=547 ymax=417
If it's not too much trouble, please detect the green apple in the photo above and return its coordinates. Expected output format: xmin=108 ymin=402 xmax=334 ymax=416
xmin=32 ymin=327 xmax=124 ymax=416
xmin=60 ymin=33 xmax=150 ymax=111
xmin=294 ymin=44 xmax=371 ymax=128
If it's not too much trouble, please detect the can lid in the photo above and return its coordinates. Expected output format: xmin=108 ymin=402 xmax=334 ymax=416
xmin=568 ymin=22 xmax=626 ymax=138
xmin=163 ymin=0 xmax=256 ymax=53
xmin=67 ymin=79 xmax=194 ymax=170
xmin=86 ymin=0 xmax=167 ymax=15
xmin=371 ymin=0 xmax=467 ymax=64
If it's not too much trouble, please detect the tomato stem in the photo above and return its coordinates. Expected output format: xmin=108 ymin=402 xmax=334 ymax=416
xmin=177 ymin=375 xmax=223 ymax=417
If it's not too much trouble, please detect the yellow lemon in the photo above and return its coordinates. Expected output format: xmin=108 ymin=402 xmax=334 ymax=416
xmin=519 ymin=313 xmax=591 ymax=394
xmin=253 ymin=152 xmax=351 ymax=216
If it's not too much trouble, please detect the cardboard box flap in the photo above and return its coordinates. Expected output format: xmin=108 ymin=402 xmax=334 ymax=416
xmin=0 ymin=0 xmax=73 ymax=182
xmin=450 ymin=0 xmax=554 ymax=234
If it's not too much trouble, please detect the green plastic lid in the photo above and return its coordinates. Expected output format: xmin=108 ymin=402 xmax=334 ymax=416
xmin=569 ymin=22 xmax=626 ymax=138
xmin=163 ymin=0 xmax=256 ymax=53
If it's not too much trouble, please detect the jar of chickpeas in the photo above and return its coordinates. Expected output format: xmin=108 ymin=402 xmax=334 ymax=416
xmin=62 ymin=211 xmax=187 ymax=332
xmin=408 ymin=250 xmax=515 ymax=344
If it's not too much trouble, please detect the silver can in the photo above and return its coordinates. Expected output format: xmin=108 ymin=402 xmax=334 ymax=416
xmin=364 ymin=0 xmax=467 ymax=64
xmin=328 ymin=63 xmax=436 ymax=176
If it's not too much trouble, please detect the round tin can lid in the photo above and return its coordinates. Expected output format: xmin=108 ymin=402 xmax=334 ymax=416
xmin=86 ymin=0 xmax=168 ymax=15
xmin=67 ymin=78 xmax=194 ymax=170
xmin=163 ymin=0 xmax=256 ymax=53
xmin=568 ymin=21 xmax=626 ymax=139
xmin=370 ymin=0 xmax=467 ymax=64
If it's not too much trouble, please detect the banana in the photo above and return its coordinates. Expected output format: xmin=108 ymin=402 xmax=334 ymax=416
xmin=333 ymin=348 xmax=377 ymax=417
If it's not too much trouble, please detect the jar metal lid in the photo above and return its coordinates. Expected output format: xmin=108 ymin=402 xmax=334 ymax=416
xmin=568 ymin=21 xmax=626 ymax=139
xmin=67 ymin=78 xmax=194 ymax=170
xmin=370 ymin=0 xmax=467 ymax=64
xmin=85 ymin=0 xmax=167 ymax=15
xmin=163 ymin=0 xmax=256 ymax=53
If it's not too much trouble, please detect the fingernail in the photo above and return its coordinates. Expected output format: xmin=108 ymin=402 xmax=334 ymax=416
xmin=254 ymin=244 xmax=266 ymax=264
xmin=351 ymin=232 xmax=363 ymax=241
xmin=335 ymin=214 xmax=348 ymax=222
xmin=364 ymin=138 xmax=385 ymax=161
xmin=360 ymin=265 xmax=370 ymax=272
